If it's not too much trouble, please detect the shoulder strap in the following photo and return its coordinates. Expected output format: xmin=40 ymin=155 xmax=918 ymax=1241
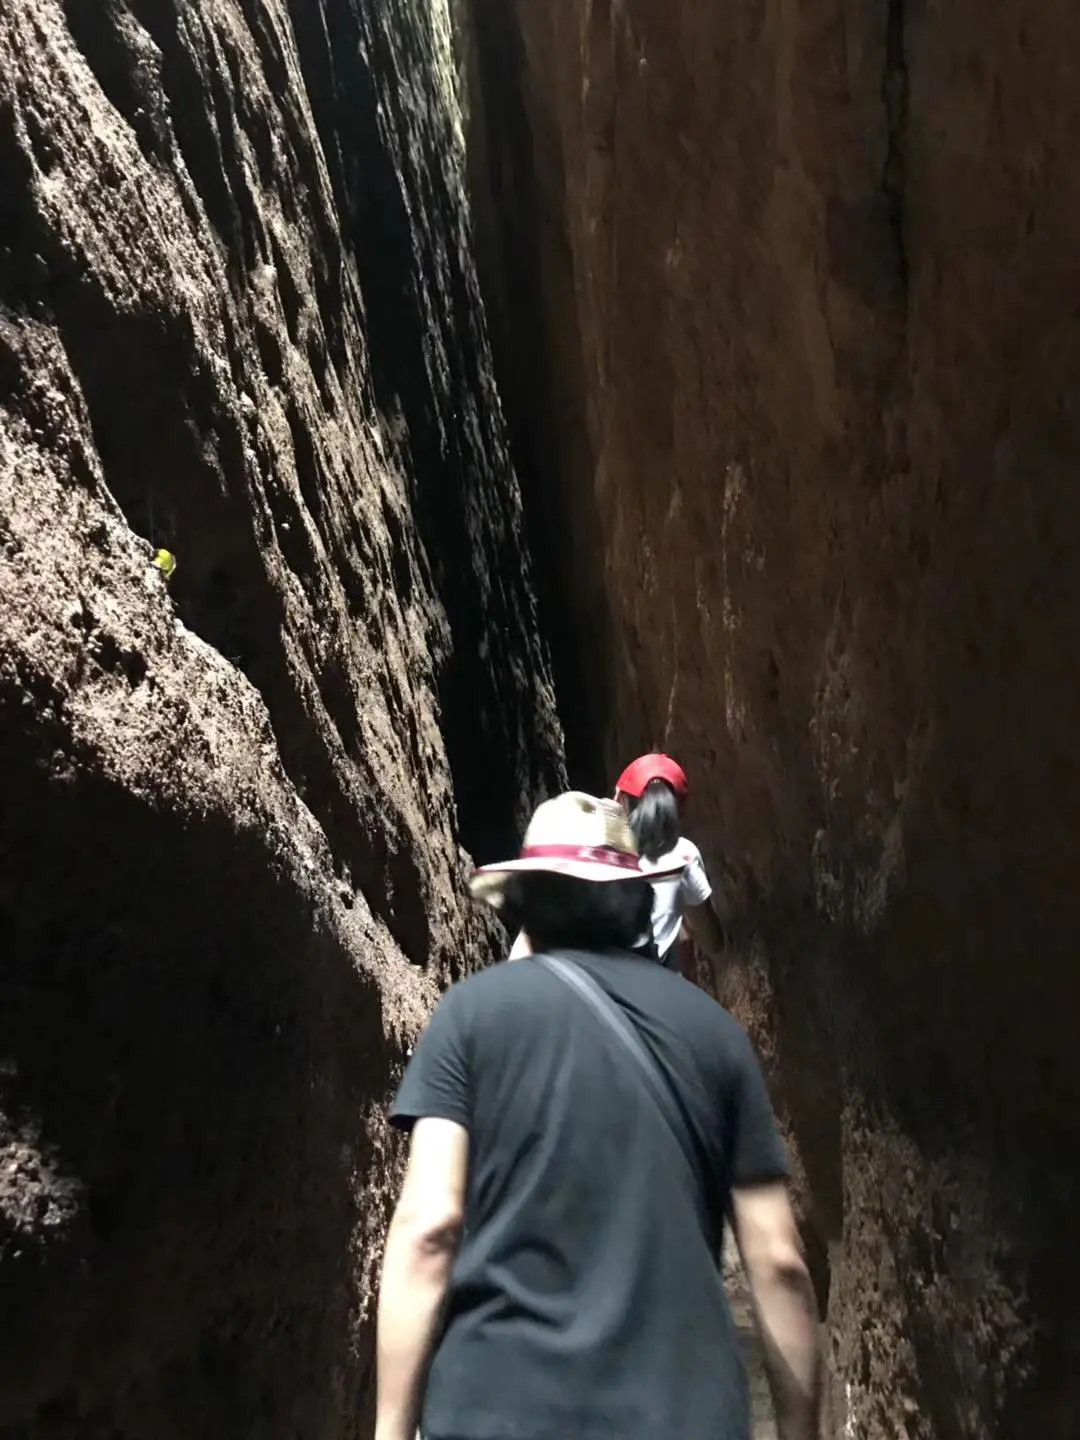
xmin=534 ymin=952 xmax=699 ymax=1184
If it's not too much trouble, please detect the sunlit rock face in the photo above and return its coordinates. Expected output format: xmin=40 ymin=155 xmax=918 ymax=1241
xmin=0 ymin=0 xmax=562 ymax=1431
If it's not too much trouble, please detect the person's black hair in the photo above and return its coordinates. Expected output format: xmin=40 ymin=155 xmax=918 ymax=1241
xmin=500 ymin=871 xmax=653 ymax=954
xmin=627 ymin=778 xmax=680 ymax=861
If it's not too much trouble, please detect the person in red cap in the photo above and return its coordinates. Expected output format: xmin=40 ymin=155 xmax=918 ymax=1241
xmin=614 ymin=752 xmax=732 ymax=985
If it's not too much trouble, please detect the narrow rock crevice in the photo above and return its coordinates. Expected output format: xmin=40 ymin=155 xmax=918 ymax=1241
xmin=455 ymin=0 xmax=614 ymax=791
xmin=5 ymin=0 xmax=1080 ymax=1435
xmin=291 ymin=0 xmax=566 ymax=863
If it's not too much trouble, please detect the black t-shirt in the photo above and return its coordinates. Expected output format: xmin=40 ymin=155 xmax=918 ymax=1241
xmin=390 ymin=949 xmax=788 ymax=1440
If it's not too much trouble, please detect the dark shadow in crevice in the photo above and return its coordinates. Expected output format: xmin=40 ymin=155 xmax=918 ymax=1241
xmin=286 ymin=398 xmax=324 ymax=527
xmin=61 ymin=0 xmax=170 ymax=170
xmin=462 ymin=0 xmax=614 ymax=792
xmin=125 ymin=0 xmax=259 ymax=279
xmin=0 ymin=668 xmax=395 ymax=1436
xmin=291 ymin=0 xmax=563 ymax=863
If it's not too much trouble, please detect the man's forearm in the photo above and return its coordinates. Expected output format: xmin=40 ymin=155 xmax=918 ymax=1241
xmin=375 ymin=1221 xmax=457 ymax=1440
xmin=748 ymin=1261 xmax=821 ymax=1440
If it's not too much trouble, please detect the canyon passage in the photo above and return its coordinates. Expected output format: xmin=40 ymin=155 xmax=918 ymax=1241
xmin=2 ymin=0 xmax=1079 ymax=1437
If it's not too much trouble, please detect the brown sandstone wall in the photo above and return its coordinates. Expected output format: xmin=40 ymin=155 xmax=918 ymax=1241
xmin=463 ymin=0 xmax=1080 ymax=1435
xmin=0 ymin=0 xmax=561 ymax=1432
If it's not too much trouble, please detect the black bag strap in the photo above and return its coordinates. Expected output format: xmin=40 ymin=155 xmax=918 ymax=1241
xmin=534 ymin=951 xmax=700 ymax=1185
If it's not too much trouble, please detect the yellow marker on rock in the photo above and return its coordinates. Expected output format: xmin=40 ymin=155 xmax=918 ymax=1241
xmin=152 ymin=548 xmax=177 ymax=581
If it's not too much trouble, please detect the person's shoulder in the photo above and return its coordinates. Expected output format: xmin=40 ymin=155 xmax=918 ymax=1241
xmin=672 ymin=980 xmax=754 ymax=1052
xmin=421 ymin=961 xmax=534 ymax=1039
xmin=436 ymin=959 xmax=559 ymax=1052
xmin=442 ymin=957 xmax=543 ymax=1006
xmin=642 ymin=836 xmax=701 ymax=873
xmin=675 ymin=836 xmax=705 ymax=866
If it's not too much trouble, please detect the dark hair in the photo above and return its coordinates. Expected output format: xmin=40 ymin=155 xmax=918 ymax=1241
xmin=627 ymin=779 xmax=680 ymax=861
xmin=500 ymin=871 xmax=653 ymax=953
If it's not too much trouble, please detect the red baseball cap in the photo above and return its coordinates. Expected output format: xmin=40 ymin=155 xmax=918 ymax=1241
xmin=615 ymin=753 xmax=689 ymax=804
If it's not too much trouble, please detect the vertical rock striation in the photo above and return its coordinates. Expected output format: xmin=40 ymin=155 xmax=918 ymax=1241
xmin=0 ymin=0 xmax=562 ymax=1431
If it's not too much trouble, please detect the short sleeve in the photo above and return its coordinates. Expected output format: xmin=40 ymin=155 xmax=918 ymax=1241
xmin=679 ymin=844 xmax=712 ymax=907
xmin=390 ymin=986 xmax=471 ymax=1133
xmin=726 ymin=1029 xmax=789 ymax=1186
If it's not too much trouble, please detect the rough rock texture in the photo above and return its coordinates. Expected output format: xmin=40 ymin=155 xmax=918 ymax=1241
xmin=0 ymin=0 xmax=561 ymax=1432
xmin=462 ymin=1 xmax=1080 ymax=1436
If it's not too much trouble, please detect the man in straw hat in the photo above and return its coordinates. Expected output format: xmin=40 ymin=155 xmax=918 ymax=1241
xmin=374 ymin=792 xmax=820 ymax=1440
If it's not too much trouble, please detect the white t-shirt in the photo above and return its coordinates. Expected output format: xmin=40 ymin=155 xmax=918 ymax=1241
xmin=638 ymin=838 xmax=712 ymax=961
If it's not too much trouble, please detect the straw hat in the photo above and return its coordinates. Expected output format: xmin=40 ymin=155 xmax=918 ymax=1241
xmin=469 ymin=790 xmax=683 ymax=909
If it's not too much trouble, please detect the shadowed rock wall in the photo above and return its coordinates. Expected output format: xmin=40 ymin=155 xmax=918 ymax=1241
xmin=0 ymin=0 xmax=562 ymax=1431
xmin=461 ymin=0 xmax=1080 ymax=1435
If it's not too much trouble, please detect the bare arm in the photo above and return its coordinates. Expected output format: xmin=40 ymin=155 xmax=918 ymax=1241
xmin=731 ymin=1182 xmax=821 ymax=1440
xmin=375 ymin=1118 xmax=468 ymax=1440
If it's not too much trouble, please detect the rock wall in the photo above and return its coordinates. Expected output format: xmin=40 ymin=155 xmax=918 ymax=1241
xmin=0 ymin=0 xmax=562 ymax=1432
xmin=462 ymin=0 xmax=1080 ymax=1436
